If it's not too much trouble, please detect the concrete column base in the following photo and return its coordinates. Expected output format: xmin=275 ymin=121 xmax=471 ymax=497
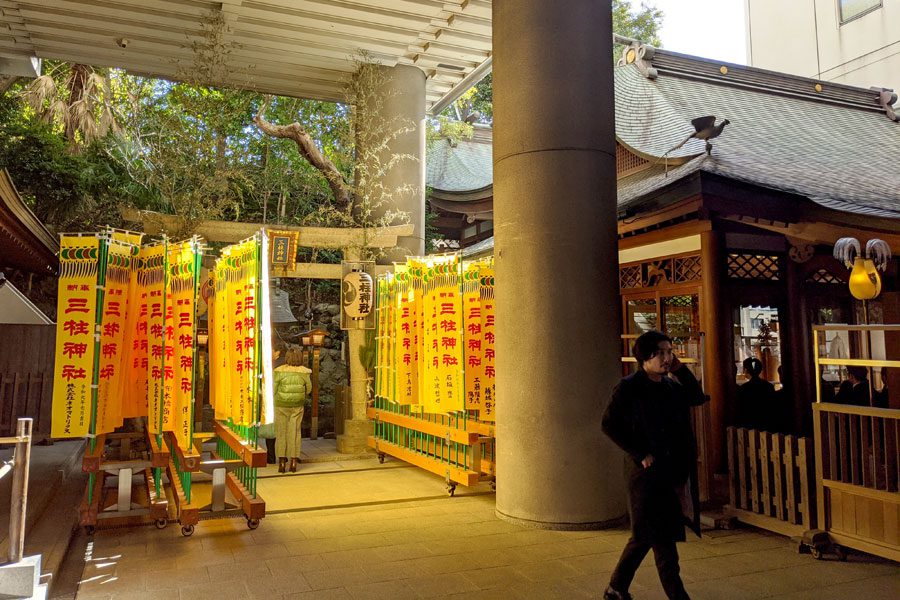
xmin=336 ymin=418 xmax=371 ymax=454
xmin=495 ymin=509 xmax=625 ymax=532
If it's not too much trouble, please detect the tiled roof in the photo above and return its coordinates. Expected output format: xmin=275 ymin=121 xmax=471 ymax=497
xmin=429 ymin=47 xmax=900 ymax=221
xmin=615 ymin=50 xmax=900 ymax=219
xmin=426 ymin=133 xmax=493 ymax=194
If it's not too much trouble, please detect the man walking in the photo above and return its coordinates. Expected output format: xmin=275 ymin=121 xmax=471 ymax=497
xmin=601 ymin=330 xmax=707 ymax=600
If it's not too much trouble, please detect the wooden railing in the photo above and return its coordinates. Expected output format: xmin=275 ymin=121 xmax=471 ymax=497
xmin=811 ymin=324 xmax=900 ymax=562
xmin=812 ymin=403 xmax=900 ymax=561
xmin=726 ymin=427 xmax=816 ymax=536
xmin=0 ymin=372 xmax=52 ymax=441
xmin=367 ymin=396 xmax=495 ymax=496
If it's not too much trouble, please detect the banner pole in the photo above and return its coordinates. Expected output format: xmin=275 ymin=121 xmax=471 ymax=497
xmin=87 ymin=232 xmax=109 ymax=505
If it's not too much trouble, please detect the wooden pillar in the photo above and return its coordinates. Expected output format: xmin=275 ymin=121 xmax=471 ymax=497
xmin=785 ymin=257 xmax=813 ymax=433
xmin=700 ymin=229 xmax=729 ymax=480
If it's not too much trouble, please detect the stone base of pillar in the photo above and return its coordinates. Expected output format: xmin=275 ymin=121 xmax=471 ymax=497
xmin=336 ymin=418 xmax=371 ymax=454
xmin=495 ymin=509 xmax=626 ymax=532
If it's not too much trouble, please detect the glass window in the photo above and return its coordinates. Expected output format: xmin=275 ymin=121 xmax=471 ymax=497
xmin=626 ymin=297 xmax=657 ymax=335
xmin=734 ymin=305 xmax=782 ymax=387
xmin=839 ymin=0 xmax=881 ymax=23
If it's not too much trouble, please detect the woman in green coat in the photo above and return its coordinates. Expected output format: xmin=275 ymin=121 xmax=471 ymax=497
xmin=273 ymin=347 xmax=312 ymax=473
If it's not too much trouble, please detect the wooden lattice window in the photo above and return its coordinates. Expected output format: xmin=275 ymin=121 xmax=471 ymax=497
xmin=620 ymin=264 xmax=642 ymax=289
xmin=673 ymin=255 xmax=702 ymax=283
xmin=619 ymin=254 xmax=702 ymax=289
xmin=806 ymin=268 xmax=845 ymax=284
xmin=727 ymin=253 xmax=781 ymax=280
xmin=616 ymin=143 xmax=650 ymax=178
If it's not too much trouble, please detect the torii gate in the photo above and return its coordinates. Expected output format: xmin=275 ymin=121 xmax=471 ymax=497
xmin=122 ymin=207 xmax=413 ymax=453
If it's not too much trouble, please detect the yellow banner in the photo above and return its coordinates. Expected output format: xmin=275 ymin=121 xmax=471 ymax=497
xmin=479 ymin=265 xmax=496 ymax=422
xmin=144 ymin=245 xmax=167 ymax=434
xmin=121 ymin=246 xmax=152 ymax=419
xmin=210 ymin=263 xmax=231 ymax=421
xmin=463 ymin=262 xmax=483 ymax=412
xmin=422 ymin=255 xmax=463 ymax=413
xmin=394 ymin=267 xmax=419 ymax=405
xmin=167 ymin=241 xmax=198 ymax=450
xmin=51 ymin=236 xmax=100 ymax=438
xmin=95 ymin=240 xmax=134 ymax=434
xmin=220 ymin=240 xmax=258 ymax=426
xmin=375 ymin=276 xmax=388 ymax=400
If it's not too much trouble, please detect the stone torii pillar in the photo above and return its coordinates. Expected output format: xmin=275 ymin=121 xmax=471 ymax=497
xmin=493 ymin=1 xmax=625 ymax=528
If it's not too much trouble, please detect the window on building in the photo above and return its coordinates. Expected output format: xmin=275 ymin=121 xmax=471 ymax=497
xmin=839 ymin=0 xmax=882 ymax=23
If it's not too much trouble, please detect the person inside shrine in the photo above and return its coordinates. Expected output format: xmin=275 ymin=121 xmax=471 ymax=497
xmin=735 ymin=357 xmax=777 ymax=431
xmin=273 ymin=346 xmax=312 ymax=473
xmin=836 ymin=365 xmax=871 ymax=407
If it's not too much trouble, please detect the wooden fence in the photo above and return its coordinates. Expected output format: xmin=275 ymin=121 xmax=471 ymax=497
xmin=812 ymin=403 xmax=900 ymax=561
xmin=0 ymin=325 xmax=55 ymax=441
xmin=0 ymin=372 xmax=52 ymax=440
xmin=726 ymin=427 xmax=816 ymax=537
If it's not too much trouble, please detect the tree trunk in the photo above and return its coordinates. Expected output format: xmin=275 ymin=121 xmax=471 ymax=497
xmin=65 ymin=64 xmax=90 ymax=147
xmin=254 ymin=102 xmax=352 ymax=210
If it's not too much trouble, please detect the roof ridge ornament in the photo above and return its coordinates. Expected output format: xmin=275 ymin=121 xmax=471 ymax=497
xmin=618 ymin=41 xmax=657 ymax=80
xmin=871 ymin=87 xmax=899 ymax=122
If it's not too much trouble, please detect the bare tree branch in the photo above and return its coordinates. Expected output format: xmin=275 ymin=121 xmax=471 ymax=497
xmin=254 ymin=98 xmax=352 ymax=210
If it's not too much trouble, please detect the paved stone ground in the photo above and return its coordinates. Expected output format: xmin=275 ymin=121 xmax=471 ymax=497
xmin=74 ymin=467 xmax=899 ymax=600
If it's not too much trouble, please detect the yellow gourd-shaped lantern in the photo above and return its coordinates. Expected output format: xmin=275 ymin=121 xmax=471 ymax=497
xmin=834 ymin=237 xmax=892 ymax=300
xmin=848 ymin=257 xmax=881 ymax=300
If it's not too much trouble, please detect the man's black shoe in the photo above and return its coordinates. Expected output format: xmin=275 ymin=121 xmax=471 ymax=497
xmin=603 ymin=586 xmax=633 ymax=600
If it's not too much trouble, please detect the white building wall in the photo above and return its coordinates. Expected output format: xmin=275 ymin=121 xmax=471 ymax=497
xmin=746 ymin=0 xmax=900 ymax=95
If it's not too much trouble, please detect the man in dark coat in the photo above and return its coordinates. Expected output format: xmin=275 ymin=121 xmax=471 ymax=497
xmin=601 ymin=330 xmax=707 ymax=600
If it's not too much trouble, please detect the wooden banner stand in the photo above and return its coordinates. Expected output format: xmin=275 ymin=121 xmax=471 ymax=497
xmin=161 ymin=421 xmax=266 ymax=536
xmin=79 ymin=432 xmax=169 ymax=534
xmin=366 ymin=398 xmax=495 ymax=496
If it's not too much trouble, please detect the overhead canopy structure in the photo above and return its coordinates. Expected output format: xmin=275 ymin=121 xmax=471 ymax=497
xmin=0 ymin=0 xmax=492 ymax=113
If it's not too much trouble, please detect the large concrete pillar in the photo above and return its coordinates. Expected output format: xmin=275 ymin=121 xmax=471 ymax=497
xmin=493 ymin=1 xmax=624 ymax=528
xmin=357 ymin=64 xmax=426 ymax=259
xmin=338 ymin=65 xmax=425 ymax=453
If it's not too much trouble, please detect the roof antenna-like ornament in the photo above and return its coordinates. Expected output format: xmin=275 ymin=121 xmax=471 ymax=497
xmin=871 ymin=87 xmax=899 ymax=122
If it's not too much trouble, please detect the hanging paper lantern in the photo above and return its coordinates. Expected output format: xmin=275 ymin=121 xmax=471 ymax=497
xmin=342 ymin=270 xmax=374 ymax=319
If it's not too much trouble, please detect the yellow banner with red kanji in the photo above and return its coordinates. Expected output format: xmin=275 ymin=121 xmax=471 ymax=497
xmin=121 ymin=246 xmax=152 ymax=419
xmin=95 ymin=240 xmax=135 ymax=434
xmin=463 ymin=262 xmax=483 ymax=412
xmin=394 ymin=266 xmax=419 ymax=405
xmin=421 ymin=255 xmax=463 ymax=413
xmin=167 ymin=241 xmax=199 ymax=450
xmin=51 ymin=236 xmax=100 ymax=438
xmin=144 ymin=244 xmax=167 ymax=435
xmin=211 ymin=239 xmax=259 ymax=426
xmin=479 ymin=265 xmax=496 ymax=422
